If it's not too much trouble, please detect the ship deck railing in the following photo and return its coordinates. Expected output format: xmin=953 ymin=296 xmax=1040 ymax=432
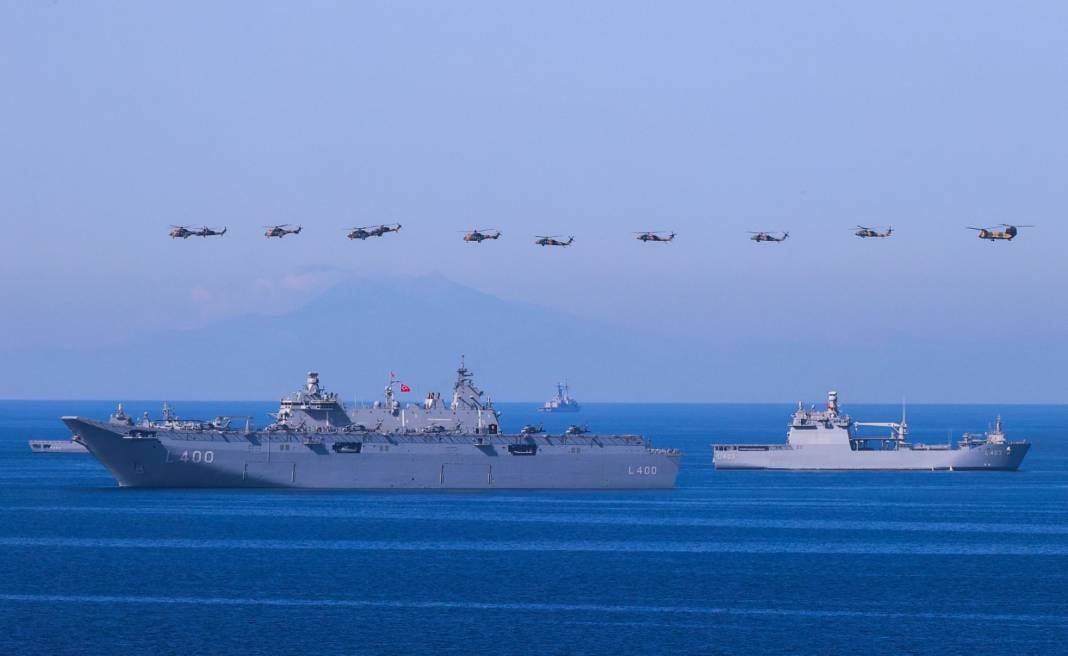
xmin=713 ymin=444 xmax=793 ymax=452
xmin=118 ymin=425 xmax=656 ymax=447
xmin=647 ymin=447 xmax=682 ymax=456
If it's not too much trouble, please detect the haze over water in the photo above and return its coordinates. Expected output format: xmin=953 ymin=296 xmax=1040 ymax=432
xmin=3 ymin=2 xmax=1068 ymax=402
xmin=1 ymin=401 xmax=1065 ymax=655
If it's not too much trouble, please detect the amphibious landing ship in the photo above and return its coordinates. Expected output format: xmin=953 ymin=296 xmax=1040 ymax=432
xmin=713 ymin=391 xmax=1029 ymax=471
xmin=62 ymin=361 xmax=679 ymax=489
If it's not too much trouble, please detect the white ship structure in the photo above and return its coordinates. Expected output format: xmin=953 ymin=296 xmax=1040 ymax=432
xmin=713 ymin=391 xmax=1029 ymax=471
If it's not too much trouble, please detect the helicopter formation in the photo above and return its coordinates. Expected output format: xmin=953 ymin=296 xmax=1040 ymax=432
xmin=165 ymin=224 xmax=1035 ymax=244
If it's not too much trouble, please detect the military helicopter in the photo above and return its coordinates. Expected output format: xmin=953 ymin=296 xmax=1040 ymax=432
xmin=169 ymin=225 xmax=227 ymax=238
xmin=168 ymin=225 xmax=195 ymax=238
xmin=967 ymin=224 xmax=1032 ymax=241
xmin=462 ymin=228 xmax=501 ymax=243
xmin=347 ymin=224 xmax=401 ymax=240
xmin=854 ymin=225 xmax=892 ymax=239
xmin=749 ymin=231 xmax=789 ymax=243
xmin=535 ymin=235 xmax=574 ymax=247
xmin=264 ymin=224 xmax=302 ymax=238
xmin=634 ymin=231 xmax=676 ymax=242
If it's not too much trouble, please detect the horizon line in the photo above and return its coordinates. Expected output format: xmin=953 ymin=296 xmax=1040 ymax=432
xmin=2 ymin=398 xmax=1065 ymax=407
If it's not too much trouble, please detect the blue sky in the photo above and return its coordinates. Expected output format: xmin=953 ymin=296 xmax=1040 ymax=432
xmin=1 ymin=2 xmax=1066 ymax=400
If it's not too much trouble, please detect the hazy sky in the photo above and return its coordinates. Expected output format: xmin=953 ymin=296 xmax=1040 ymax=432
xmin=2 ymin=2 xmax=1066 ymax=399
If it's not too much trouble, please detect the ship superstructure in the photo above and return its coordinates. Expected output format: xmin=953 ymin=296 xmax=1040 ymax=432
xmin=62 ymin=361 xmax=679 ymax=489
xmin=713 ymin=391 xmax=1029 ymax=470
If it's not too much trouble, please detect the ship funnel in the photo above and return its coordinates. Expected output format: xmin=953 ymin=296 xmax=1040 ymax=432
xmin=306 ymin=372 xmax=320 ymax=394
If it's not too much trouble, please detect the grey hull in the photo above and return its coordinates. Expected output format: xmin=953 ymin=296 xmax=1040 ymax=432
xmin=64 ymin=418 xmax=679 ymax=489
xmin=713 ymin=442 xmax=1029 ymax=471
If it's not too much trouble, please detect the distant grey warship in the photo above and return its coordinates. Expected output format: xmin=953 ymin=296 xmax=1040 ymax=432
xmin=713 ymin=391 xmax=1029 ymax=471
xmin=539 ymin=382 xmax=580 ymax=413
xmin=62 ymin=361 xmax=679 ymax=489
xmin=28 ymin=439 xmax=88 ymax=453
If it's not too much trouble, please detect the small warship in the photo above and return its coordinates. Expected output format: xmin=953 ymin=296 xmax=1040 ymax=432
xmin=713 ymin=391 xmax=1029 ymax=470
xmin=28 ymin=439 xmax=87 ymax=453
xmin=539 ymin=382 xmax=580 ymax=413
xmin=61 ymin=360 xmax=679 ymax=489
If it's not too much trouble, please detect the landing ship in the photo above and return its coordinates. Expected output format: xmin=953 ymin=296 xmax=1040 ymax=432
xmin=713 ymin=392 xmax=1029 ymax=470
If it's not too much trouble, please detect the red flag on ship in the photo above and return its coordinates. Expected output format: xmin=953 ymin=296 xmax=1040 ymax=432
xmin=399 ymin=383 xmax=411 ymax=393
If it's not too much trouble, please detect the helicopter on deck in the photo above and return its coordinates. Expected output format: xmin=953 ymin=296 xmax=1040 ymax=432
xmin=634 ymin=231 xmax=676 ymax=242
xmin=749 ymin=231 xmax=789 ymax=243
xmin=462 ymin=228 xmax=501 ymax=243
xmin=967 ymin=224 xmax=1032 ymax=241
xmin=348 ymin=224 xmax=401 ymax=240
xmin=535 ymin=235 xmax=574 ymax=247
xmin=264 ymin=225 xmax=302 ymax=238
xmin=854 ymin=225 xmax=893 ymax=239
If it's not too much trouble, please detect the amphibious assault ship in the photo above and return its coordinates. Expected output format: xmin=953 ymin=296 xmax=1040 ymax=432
xmin=713 ymin=391 xmax=1029 ymax=470
xmin=62 ymin=361 xmax=679 ymax=489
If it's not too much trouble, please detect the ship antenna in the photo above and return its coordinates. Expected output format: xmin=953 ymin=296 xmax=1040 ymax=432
xmin=900 ymin=397 xmax=908 ymax=442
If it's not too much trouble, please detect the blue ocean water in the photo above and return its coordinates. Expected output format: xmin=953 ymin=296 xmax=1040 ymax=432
xmin=0 ymin=400 xmax=1065 ymax=655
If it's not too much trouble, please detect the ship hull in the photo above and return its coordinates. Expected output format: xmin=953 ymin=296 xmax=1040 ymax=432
xmin=64 ymin=418 xmax=679 ymax=489
xmin=713 ymin=442 xmax=1029 ymax=471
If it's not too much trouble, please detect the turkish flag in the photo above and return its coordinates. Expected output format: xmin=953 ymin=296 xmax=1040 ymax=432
xmin=400 ymin=383 xmax=411 ymax=393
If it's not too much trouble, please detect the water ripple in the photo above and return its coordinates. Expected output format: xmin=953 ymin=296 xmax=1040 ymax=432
xmin=0 ymin=536 xmax=1064 ymax=556
xmin=0 ymin=592 xmax=1062 ymax=624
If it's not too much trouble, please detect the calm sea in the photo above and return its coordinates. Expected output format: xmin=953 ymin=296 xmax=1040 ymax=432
xmin=0 ymin=401 xmax=1065 ymax=655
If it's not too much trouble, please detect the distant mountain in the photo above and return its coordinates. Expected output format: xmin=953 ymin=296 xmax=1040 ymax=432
xmin=0 ymin=275 xmax=717 ymax=401
xmin=3 ymin=274 xmax=1065 ymax=402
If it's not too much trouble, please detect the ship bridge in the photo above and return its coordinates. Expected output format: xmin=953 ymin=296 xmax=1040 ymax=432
xmin=276 ymin=372 xmax=350 ymax=427
xmin=786 ymin=391 xmax=852 ymax=446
